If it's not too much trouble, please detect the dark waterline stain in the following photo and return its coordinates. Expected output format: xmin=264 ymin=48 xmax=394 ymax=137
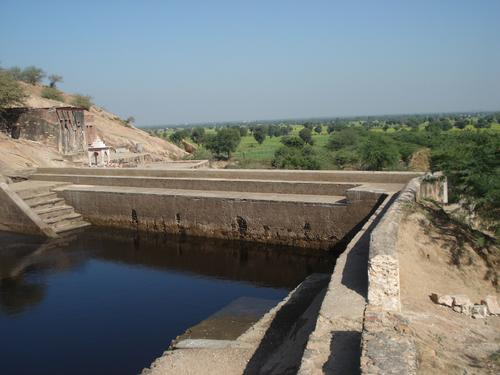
xmin=0 ymin=228 xmax=336 ymax=375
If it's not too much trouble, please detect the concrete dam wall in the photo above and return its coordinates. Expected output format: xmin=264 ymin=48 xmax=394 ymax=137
xmin=30 ymin=168 xmax=421 ymax=249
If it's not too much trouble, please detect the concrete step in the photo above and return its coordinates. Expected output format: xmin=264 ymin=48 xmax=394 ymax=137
xmin=54 ymin=220 xmax=91 ymax=234
xmin=43 ymin=212 xmax=82 ymax=225
xmin=34 ymin=205 xmax=75 ymax=220
xmin=24 ymin=192 xmax=59 ymax=206
xmin=10 ymin=180 xmax=70 ymax=199
xmin=27 ymin=196 xmax=65 ymax=210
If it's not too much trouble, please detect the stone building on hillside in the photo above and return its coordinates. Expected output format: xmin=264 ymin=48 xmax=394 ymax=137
xmin=0 ymin=107 xmax=90 ymax=158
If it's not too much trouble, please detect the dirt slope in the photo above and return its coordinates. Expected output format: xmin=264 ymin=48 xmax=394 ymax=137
xmin=0 ymin=83 xmax=186 ymax=174
xmin=398 ymin=207 xmax=500 ymax=374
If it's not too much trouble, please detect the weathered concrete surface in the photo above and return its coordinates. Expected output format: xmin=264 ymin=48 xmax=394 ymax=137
xmin=53 ymin=184 xmax=379 ymax=249
xmin=360 ymin=306 xmax=417 ymax=375
xmin=0 ymin=182 xmax=57 ymax=238
xmin=31 ymin=173 xmax=360 ymax=196
xmin=297 ymin=192 xmax=394 ymax=375
xmin=36 ymin=167 xmax=422 ymax=183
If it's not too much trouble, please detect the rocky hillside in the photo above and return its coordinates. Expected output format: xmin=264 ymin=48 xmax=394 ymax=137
xmin=0 ymin=83 xmax=186 ymax=174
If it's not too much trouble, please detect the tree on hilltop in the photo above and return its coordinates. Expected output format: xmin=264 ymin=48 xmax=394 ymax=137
xmin=20 ymin=66 xmax=46 ymax=85
xmin=48 ymin=74 xmax=63 ymax=88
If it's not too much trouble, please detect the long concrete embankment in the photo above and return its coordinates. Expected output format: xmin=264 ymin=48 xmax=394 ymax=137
xmin=30 ymin=168 xmax=420 ymax=249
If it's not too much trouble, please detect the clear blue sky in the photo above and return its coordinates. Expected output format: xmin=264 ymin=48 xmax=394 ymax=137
xmin=1 ymin=0 xmax=499 ymax=125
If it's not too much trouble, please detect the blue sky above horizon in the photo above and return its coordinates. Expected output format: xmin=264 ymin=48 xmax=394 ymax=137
xmin=1 ymin=0 xmax=499 ymax=126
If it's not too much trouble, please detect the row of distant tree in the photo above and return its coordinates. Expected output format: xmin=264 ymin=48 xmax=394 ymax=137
xmin=148 ymin=111 xmax=499 ymax=149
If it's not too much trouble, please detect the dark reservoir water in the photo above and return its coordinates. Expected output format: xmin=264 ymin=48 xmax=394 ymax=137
xmin=0 ymin=228 xmax=335 ymax=375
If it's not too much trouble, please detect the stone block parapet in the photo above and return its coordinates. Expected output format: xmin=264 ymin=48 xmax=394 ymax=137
xmin=361 ymin=178 xmax=422 ymax=374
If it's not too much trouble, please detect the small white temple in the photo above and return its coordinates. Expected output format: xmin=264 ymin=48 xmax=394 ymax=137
xmin=88 ymin=137 xmax=110 ymax=167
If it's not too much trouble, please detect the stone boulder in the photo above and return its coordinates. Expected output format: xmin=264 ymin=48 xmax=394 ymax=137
xmin=481 ymin=295 xmax=500 ymax=315
xmin=471 ymin=305 xmax=488 ymax=319
xmin=452 ymin=295 xmax=472 ymax=315
xmin=430 ymin=293 xmax=453 ymax=307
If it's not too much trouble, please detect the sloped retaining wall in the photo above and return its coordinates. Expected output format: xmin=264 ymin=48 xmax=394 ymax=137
xmin=0 ymin=182 xmax=57 ymax=238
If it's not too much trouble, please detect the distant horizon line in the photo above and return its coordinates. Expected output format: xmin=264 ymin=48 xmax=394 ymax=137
xmin=138 ymin=108 xmax=500 ymax=128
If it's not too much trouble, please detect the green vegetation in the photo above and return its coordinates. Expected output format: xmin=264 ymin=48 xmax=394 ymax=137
xmin=431 ymin=131 xmax=499 ymax=222
xmin=0 ymin=70 xmax=27 ymax=111
xmin=41 ymin=87 xmax=64 ymax=102
xmin=145 ymin=112 xmax=500 ymax=226
xmin=299 ymin=127 xmax=313 ymax=145
xmin=191 ymin=127 xmax=205 ymax=144
xmin=204 ymin=128 xmax=241 ymax=159
xmin=18 ymin=65 xmax=46 ymax=85
xmin=71 ymin=94 xmax=93 ymax=110
xmin=169 ymin=129 xmax=190 ymax=144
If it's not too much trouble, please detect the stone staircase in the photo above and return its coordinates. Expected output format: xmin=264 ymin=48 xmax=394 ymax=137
xmin=9 ymin=180 xmax=90 ymax=235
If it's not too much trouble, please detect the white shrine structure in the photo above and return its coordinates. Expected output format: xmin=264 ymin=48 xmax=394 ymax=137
xmin=88 ymin=138 xmax=110 ymax=167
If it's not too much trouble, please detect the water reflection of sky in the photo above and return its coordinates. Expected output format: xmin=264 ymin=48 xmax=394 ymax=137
xmin=0 ymin=228 xmax=335 ymax=374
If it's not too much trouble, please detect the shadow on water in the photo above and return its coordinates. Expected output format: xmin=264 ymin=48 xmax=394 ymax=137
xmin=0 ymin=228 xmax=337 ymax=316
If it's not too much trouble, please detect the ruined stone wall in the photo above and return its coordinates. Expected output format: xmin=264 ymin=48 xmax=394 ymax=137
xmin=0 ymin=108 xmax=87 ymax=156
xmin=0 ymin=108 xmax=59 ymax=147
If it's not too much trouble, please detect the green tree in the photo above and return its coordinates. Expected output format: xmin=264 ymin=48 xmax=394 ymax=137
xmin=475 ymin=117 xmax=492 ymax=129
xmin=48 ymin=74 xmax=63 ymax=88
xmin=0 ymin=70 xmax=27 ymax=111
xmin=272 ymin=145 xmax=320 ymax=170
xmin=253 ymin=126 xmax=267 ymax=144
xmin=358 ymin=136 xmax=400 ymax=170
xmin=41 ymin=87 xmax=64 ymax=102
xmin=71 ymin=94 xmax=93 ymax=110
xmin=20 ymin=66 xmax=46 ymax=84
xmin=327 ymin=128 xmax=360 ymax=150
xmin=280 ymin=136 xmax=305 ymax=148
xmin=191 ymin=127 xmax=206 ymax=144
xmin=169 ymin=129 xmax=190 ymax=144
xmin=454 ymin=119 xmax=468 ymax=129
xmin=314 ymin=124 xmax=322 ymax=134
xmin=238 ymin=126 xmax=248 ymax=137
xmin=204 ymin=128 xmax=241 ymax=159
xmin=431 ymin=130 xmax=499 ymax=220
xmin=299 ymin=127 xmax=313 ymax=145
